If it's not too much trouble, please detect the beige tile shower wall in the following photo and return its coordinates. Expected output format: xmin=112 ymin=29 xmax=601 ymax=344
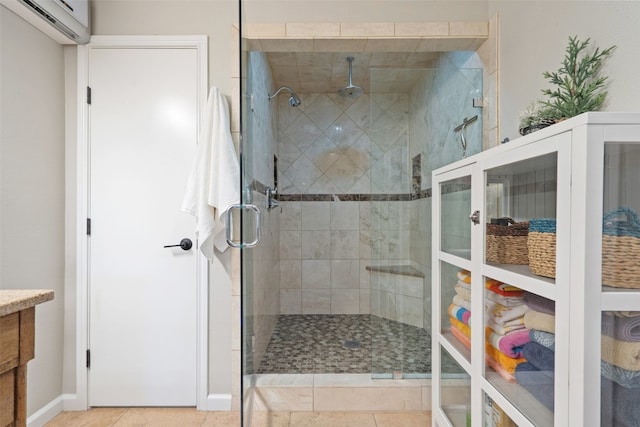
xmin=477 ymin=14 xmax=500 ymax=149
xmin=278 ymin=93 xmax=410 ymax=195
xmin=279 ymin=201 xmax=373 ymax=315
xmin=277 ymin=91 xmax=412 ymax=315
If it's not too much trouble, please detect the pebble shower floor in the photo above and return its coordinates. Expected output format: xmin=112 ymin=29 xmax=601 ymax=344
xmin=257 ymin=314 xmax=432 ymax=375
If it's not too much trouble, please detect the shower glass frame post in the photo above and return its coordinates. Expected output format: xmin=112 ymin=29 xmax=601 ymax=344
xmin=238 ymin=0 xmax=257 ymax=425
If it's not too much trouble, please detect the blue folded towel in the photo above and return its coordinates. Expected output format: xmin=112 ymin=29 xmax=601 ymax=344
xmin=602 ymin=360 xmax=640 ymax=389
xmin=530 ymin=329 xmax=555 ymax=351
xmin=522 ymin=341 xmax=555 ymax=373
xmin=515 ymin=362 xmax=554 ymax=411
xmin=601 ymin=376 xmax=640 ymax=427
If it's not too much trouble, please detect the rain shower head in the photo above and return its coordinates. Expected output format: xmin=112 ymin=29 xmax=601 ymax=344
xmin=269 ymin=86 xmax=302 ymax=107
xmin=337 ymin=57 xmax=363 ymax=98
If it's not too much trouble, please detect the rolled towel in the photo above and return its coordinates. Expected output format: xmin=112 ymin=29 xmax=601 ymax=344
xmin=450 ymin=323 xmax=471 ymax=350
xmin=523 ymin=292 xmax=555 ymax=315
xmin=601 ymin=334 xmax=640 ymax=371
xmin=515 ymin=362 xmax=554 ymax=411
xmin=454 ymin=283 xmax=471 ymax=301
xmin=530 ymin=329 xmax=556 ymax=351
xmin=456 ymin=279 xmax=471 ymax=290
xmin=602 ymin=312 xmax=640 ymax=342
xmin=612 ymin=312 xmax=640 ymax=318
xmin=449 ymin=317 xmax=471 ymax=340
xmin=486 ymin=290 xmax=524 ymax=307
xmin=448 ymin=304 xmax=471 ymax=326
xmin=487 ymin=318 xmax=526 ymax=336
xmin=524 ymin=309 xmax=555 ymax=334
xmin=601 ymin=376 xmax=640 ymax=427
xmin=457 ymin=269 xmax=471 ymax=283
xmin=485 ymin=342 xmax=527 ymax=374
xmin=486 ymin=300 xmax=529 ymax=325
xmin=601 ymin=360 xmax=640 ymax=389
xmin=522 ymin=341 xmax=555 ymax=373
xmin=487 ymin=328 xmax=531 ymax=358
xmin=453 ymin=294 xmax=471 ymax=311
xmin=486 ymin=281 xmax=524 ymax=297
xmin=486 ymin=354 xmax=516 ymax=383
xmin=485 ymin=278 xmax=522 ymax=293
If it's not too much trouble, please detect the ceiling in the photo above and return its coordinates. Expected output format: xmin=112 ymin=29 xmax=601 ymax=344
xmin=266 ymin=51 xmax=442 ymax=94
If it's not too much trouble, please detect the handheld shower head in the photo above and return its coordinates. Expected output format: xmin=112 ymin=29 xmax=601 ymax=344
xmin=269 ymin=86 xmax=302 ymax=107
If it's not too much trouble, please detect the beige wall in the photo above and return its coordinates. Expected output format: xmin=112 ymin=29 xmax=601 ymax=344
xmin=489 ymin=1 xmax=640 ymax=140
xmin=92 ymin=0 xmax=238 ymax=95
xmin=0 ymin=5 xmax=66 ymax=415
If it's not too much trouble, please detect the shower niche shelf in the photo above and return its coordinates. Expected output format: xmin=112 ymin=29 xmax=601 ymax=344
xmin=432 ymin=113 xmax=640 ymax=426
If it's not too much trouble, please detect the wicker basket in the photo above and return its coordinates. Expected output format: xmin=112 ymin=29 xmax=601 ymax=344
xmin=528 ymin=218 xmax=556 ymax=278
xmin=602 ymin=207 xmax=640 ymax=288
xmin=486 ymin=218 xmax=529 ymax=264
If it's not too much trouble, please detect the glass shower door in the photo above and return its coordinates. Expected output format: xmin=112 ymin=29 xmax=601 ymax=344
xmin=369 ymin=64 xmax=483 ymax=379
xmin=239 ymin=2 xmax=281 ymax=425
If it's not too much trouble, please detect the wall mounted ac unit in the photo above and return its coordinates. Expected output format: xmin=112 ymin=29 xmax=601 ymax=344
xmin=1 ymin=0 xmax=90 ymax=44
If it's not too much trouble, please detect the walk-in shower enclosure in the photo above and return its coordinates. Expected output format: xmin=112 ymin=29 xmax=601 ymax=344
xmin=238 ymin=14 xmax=484 ymax=427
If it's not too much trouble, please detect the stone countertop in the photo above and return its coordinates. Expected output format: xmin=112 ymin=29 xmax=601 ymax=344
xmin=0 ymin=289 xmax=54 ymax=317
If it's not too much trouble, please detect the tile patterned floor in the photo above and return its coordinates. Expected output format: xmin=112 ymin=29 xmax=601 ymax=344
xmin=257 ymin=315 xmax=432 ymax=375
xmin=45 ymin=408 xmax=432 ymax=427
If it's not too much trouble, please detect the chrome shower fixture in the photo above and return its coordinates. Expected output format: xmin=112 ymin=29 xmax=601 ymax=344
xmin=337 ymin=56 xmax=363 ymax=98
xmin=269 ymin=86 xmax=302 ymax=107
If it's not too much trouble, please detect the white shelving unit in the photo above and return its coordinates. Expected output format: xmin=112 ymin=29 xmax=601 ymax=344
xmin=432 ymin=113 xmax=640 ymax=426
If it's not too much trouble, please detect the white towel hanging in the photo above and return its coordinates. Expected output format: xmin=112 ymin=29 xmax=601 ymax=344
xmin=182 ymin=87 xmax=240 ymax=259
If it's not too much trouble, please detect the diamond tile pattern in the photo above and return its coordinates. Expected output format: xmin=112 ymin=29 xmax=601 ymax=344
xmin=278 ymin=93 xmax=410 ymax=195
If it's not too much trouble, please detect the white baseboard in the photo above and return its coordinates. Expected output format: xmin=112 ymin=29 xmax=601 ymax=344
xmin=27 ymin=395 xmax=64 ymax=427
xmin=26 ymin=392 xmax=230 ymax=424
xmin=61 ymin=393 xmax=87 ymax=411
xmin=206 ymin=394 xmax=232 ymax=411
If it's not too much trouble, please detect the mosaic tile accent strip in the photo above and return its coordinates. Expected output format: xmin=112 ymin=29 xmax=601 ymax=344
xmin=278 ymin=192 xmax=429 ymax=202
xmin=257 ymin=314 xmax=432 ymax=375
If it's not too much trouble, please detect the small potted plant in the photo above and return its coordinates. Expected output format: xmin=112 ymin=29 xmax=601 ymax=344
xmin=541 ymin=36 xmax=616 ymax=122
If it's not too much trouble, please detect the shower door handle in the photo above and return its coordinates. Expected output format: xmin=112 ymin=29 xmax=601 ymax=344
xmin=225 ymin=204 xmax=261 ymax=248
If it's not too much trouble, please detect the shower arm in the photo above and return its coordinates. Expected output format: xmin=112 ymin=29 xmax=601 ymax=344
xmin=269 ymin=86 xmax=296 ymax=99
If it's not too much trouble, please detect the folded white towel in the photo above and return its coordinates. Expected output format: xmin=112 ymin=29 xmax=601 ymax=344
xmin=182 ymin=87 xmax=239 ymax=258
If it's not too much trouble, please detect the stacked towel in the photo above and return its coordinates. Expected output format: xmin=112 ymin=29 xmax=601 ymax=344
xmin=602 ymin=311 xmax=640 ymax=342
xmin=523 ymin=309 xmax=555 ymax=334
xmin=523 ymin=291 xmax=555 ymax=315
xmin=600 ymin=311 xmax=640 ymax=426
xmin=487 ymin=328 xmax=531 ymax=358
xmin=515 ymin=362 xmax=555 ymax=411
xmin=601 ymin=376 xmax=640 ymax=427
xmin=516 ymin=292 xmax=555 ymax=412
xmin=448 ymin=303 xmax=471 ymax=326
xmin=484 ymin=281 xmax=529 ymax=382
xmin=530 ymin=329 xmax=555 ymax=351
xmin=448 ymin=270 xmax=472 ymax=348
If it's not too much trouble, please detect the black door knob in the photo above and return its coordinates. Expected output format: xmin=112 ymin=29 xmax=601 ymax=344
xmin=163 ymin=238 xmax=193 ymax=251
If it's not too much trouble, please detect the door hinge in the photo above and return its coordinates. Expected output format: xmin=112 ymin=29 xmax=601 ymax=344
xmin=86 ymin=218 xmax=91 ymax=236
xmin=86 ymin=349 xmax=91 ymax=368
xmin=87 ymin=86 xmax=92 ymax=105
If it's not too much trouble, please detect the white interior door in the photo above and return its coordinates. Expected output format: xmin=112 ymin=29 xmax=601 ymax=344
xmin=88 ymin=47 xmax=199 ymax=406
